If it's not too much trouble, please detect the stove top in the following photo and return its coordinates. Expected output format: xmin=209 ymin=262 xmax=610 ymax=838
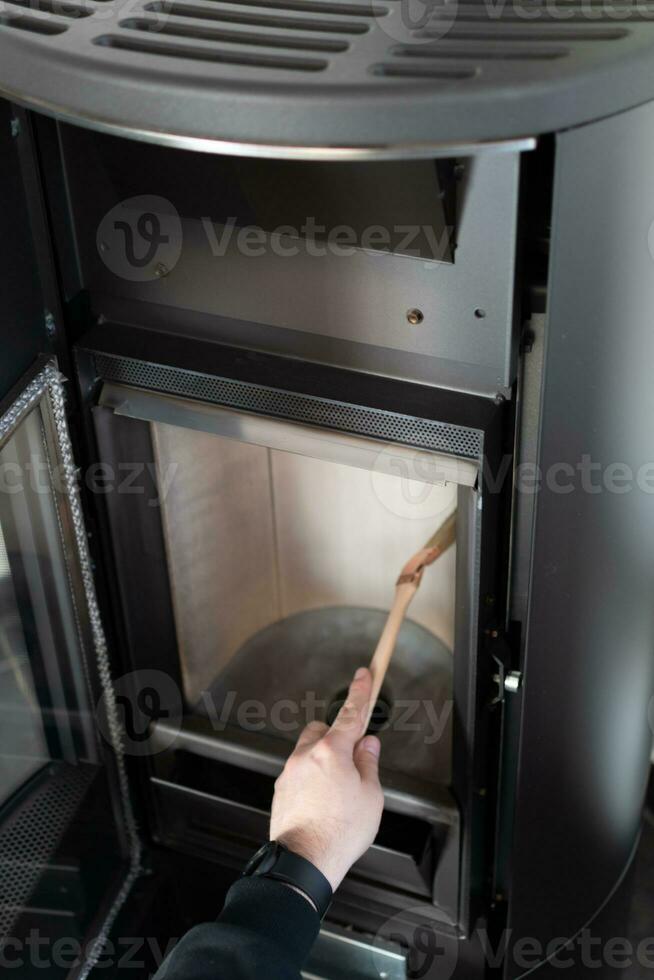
xmin=2 ymin=0 xmax=654 ymax=152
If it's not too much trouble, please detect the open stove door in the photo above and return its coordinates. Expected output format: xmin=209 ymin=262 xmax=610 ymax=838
xmin=0 ymin=100 xmax=141 ymax=980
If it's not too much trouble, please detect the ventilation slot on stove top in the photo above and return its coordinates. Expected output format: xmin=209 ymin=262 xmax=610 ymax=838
xmin=430 ymin=5 xmax=652 ymax=20
xmin=420 ymin=24 xmax=630 ymax=39
xmin=141 ymin=0 xmax=370 ymax=32
xmin=4 ymin=0 xmax=93 ymax=16
xmin=174 ymin=0 xmax=388 ymax=16
xmin=391 ymin=42 xmax=570 ymax=60
xmin=372 ymin=62 xmax=478 ymax=79
xmin=94 ymin=34 xmax=330 ymax=70
xmin=0 ymin=10 xmax=68 ymax=32
xmin=119 ymin=17 xmax=350 ymax=50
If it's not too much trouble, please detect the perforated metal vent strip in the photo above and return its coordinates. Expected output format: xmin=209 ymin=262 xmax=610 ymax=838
xmin=94 ymin=354 xmax=483 ymax=459
xmin=0 ymin=763 xmax=95 ymax=940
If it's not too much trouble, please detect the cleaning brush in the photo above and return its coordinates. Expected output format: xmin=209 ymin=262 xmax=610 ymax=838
xmin=365 ymin=511 xmax=457 ymax=727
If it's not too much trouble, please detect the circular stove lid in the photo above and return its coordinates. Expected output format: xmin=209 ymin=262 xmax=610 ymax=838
xmin=2 ymin=0 xmax=654 ymax=153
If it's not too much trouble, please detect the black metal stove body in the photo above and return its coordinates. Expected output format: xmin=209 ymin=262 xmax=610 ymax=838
xmin=1 ymin=41 xmax=654 ymax=978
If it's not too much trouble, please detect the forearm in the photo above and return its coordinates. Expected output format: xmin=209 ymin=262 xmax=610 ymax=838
xmin=153 ymin=877 xmax=320 ymax=980
xmin=154 ymin=668 xmax=383 ymax=980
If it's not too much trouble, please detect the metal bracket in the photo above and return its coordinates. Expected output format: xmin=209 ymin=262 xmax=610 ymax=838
xmin=491 ymin=657 xmax=506 ymax=706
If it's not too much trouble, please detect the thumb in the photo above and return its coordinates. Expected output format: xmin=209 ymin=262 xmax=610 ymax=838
xmin=354 ymin=736 xmax=382 ymax=785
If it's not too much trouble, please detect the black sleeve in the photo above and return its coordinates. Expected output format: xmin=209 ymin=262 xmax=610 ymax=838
xmin=153 ymin=877 xmax=321 ymax=980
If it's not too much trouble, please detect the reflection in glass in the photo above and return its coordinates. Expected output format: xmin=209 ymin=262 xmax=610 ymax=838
xmin=0 ymin=405 xmax=97 ymax=808
xmin=0 ymin=520 xmax=48 ymax=803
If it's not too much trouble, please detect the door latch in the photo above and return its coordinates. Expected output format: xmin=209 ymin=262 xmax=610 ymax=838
xmin=491 ymin=658 xmax=523 ymax=705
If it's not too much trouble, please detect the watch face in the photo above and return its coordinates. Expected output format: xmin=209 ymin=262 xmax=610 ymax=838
xmin=244 ymin=842 xmax=280 ymax=877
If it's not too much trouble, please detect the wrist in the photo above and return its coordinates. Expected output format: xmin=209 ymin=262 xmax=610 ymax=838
xmin=242 ymin=840 xmax=334 ymax=918
xmin=275 ymin=833 xmax=342 ymax=892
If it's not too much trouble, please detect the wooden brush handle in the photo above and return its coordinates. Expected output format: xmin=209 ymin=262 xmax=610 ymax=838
xmin=367 ymin=581 xmax=419 ymax=720
xmin=365 ymin=511 xmax=457 ymax=729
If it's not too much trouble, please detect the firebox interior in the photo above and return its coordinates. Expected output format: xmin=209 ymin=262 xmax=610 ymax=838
xmin=151 ymin=419 xmax=458 ymax=785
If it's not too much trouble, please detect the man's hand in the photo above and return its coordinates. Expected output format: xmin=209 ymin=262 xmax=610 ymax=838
xmin=270 ymin=667 xmax=384 ymax=892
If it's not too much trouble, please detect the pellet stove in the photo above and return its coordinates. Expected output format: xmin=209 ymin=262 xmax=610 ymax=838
xmin=1 ymin=10 xmax=654 ymax=977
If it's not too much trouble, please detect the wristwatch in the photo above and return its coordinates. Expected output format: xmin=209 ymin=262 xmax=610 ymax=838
xmin=242 ymin=841 xmax=333 ymax=919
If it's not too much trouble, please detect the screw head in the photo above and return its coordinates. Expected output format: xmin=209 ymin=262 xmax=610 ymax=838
xmin=406 ymin=308 xmax=424 ymax=326
xmin=155 ymin=263 xmax=170 ymax=279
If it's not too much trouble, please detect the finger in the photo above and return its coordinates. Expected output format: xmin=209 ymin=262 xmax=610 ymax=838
xmin=295 ymin=720 xmax=330 ymax=752
xmin=326 ymin=668 xmax=373 ymax=749
xmin=354 ymin=736 xmax=382 ymax=785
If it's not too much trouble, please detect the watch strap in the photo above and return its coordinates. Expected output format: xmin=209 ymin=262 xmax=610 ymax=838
xmin=243 ymin=842 xmax=333 ymax=919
